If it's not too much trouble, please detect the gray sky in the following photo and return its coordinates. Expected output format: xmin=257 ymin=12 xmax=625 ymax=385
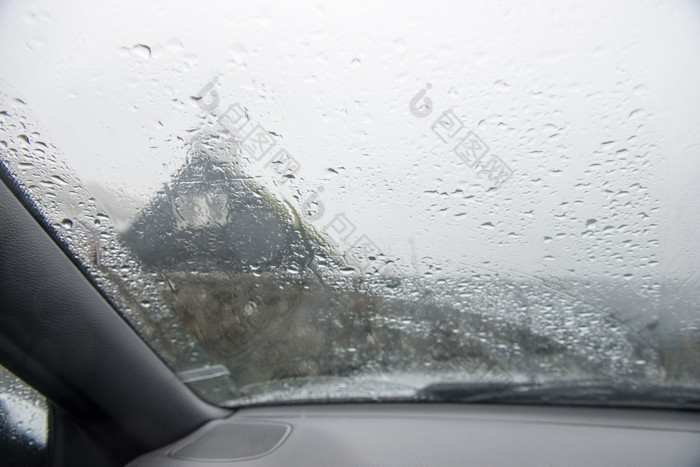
xmin=1 ymin=0 xmax=699 ymax=280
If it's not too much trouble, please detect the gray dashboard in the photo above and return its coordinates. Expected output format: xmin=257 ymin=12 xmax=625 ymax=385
xmin=127 ymin=403 xmax=700 ymax=466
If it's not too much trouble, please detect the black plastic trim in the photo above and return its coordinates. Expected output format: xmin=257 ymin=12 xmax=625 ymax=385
xmin=0 ymin=176 xmax=229 ymax=464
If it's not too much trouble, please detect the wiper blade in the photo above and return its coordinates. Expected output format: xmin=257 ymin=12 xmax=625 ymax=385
xmin=416 ymin=379 xmax=700 ymax=409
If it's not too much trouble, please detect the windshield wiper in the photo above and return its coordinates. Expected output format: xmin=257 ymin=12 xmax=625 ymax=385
xmin=416 ymin=379 xmax=700 ymax=409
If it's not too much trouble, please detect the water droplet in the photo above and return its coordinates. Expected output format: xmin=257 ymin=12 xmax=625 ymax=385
xmin=165 ymin=38 xmax=184 ymax=52
xmin=131 ymin=44 xmax=151 ymax=59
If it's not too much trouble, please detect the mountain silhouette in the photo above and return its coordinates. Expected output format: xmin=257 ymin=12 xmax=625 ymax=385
xmin=122 ymin=152 xmax=326 ymax=275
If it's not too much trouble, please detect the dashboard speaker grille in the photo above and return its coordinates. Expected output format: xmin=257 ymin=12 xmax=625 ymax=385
xmin=170 ymin=422 xmax=291 ymax=461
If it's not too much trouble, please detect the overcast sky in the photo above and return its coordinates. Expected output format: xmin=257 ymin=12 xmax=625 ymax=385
xmin=1 ymin=0 xmax=699 ymax=281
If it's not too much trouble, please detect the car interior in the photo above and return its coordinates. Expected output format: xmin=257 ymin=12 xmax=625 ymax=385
xmin=1 ymin=1 xmax=700 ymax=466
xmin=2 ymin=179 xmax=700 ymax=465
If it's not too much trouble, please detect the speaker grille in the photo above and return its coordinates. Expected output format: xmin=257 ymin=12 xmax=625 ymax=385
xmin=170 ymin=422 xmax=291 ymax=461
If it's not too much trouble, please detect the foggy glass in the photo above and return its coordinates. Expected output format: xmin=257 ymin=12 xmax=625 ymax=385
xmin=1 ymin=0 xmax=699 ymax=406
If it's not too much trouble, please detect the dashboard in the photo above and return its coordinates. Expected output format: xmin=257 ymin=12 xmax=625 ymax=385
xmin=128 ymin=403 xmax=700 ymax=466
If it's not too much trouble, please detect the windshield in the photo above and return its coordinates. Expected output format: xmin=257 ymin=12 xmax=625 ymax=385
xmin=1 ymin=0 xmax=699 ymax=408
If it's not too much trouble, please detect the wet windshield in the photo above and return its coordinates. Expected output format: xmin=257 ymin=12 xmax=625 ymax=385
xmin=1 ymin=0 xmax=699 ymax=407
